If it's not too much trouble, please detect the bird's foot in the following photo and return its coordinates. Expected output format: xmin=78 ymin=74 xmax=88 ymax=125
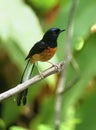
xmin=39 ymin=71 xmax=44 ymax=78
xmin=47 ymin=61 xmax=59 ymax=70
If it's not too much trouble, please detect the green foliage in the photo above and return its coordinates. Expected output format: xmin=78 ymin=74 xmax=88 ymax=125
xmin=0 ymin=0 xmax=42 ymax=68
xmin=0 ymin=119 xmax=6 ymax=130
xmin=29 ymin=0 xmax=58 ymax=14
xmin=76 ymin=91 xmax=96 ymax=130
xmin=9 ymin=126 xmax=27 ymax=130
xmin=0 ymin=0 xmax=96 ymax=130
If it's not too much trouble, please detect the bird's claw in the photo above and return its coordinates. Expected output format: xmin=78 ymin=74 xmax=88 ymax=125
xmin=39 ymin=71 xmax=44 ymax=78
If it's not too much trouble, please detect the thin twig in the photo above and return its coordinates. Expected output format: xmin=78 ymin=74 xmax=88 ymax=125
xmin=55 ymin=0 xmax=79 ymax=130
xmin=0 ymin=62 xmax=64 ymax=102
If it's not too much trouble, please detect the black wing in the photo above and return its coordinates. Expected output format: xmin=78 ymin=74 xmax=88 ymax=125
xmin=25 ymin=40 xmax=48 ymax=60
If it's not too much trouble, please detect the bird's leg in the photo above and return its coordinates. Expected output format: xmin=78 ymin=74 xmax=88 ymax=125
xmin=47 ymin=61 xmax=55 ymax=66
xmin=47 ymin=61 xmax=59 ymax=70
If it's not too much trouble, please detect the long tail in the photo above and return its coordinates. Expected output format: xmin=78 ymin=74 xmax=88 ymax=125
xmin=17 ymin=60 xmax=35 ymax=106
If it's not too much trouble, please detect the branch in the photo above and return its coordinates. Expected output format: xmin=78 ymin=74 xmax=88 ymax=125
xmin=55 ymin=0 xmax=79 ymax=130
xmin=0 ymin=62 xmax=64 ymax=102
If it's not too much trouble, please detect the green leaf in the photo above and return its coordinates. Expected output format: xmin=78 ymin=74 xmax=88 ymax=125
xmin=0 ymin=119 xmax=6 ymax=130
xmin=9 ymin=126 xmax=27 ymax=130
xmin=0 ymin=0 xmax=43 ymax=68
xmin=30 ymin=0 xmax=58 ymax=14
xmin=61 ymin=33 xmax=96 ymax=129
xmin=76 ymin=91 xmax=96 ymax=130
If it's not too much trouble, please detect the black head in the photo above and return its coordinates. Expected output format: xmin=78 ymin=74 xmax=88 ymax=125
xmin=42 ymin=28 xmax=65 ymax=43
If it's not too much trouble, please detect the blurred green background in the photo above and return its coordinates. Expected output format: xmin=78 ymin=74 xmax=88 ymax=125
xmin=0 ymin=0 xmax=96 ymax=130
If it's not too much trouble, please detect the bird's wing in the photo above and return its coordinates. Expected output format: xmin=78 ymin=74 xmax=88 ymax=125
xmin=25 ymin=41 xmax=48 ymax=60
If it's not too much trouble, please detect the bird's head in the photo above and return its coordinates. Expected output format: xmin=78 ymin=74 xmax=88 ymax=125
xmin=43 ymin=28 xmax=65 ymax=42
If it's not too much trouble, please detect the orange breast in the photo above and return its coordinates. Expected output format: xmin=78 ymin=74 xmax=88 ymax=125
xmin=31 ymin=47 xmax=57 ymax=63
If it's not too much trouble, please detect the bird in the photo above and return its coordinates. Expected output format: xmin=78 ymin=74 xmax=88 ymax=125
xmin=17 ymin=27 xmax=65 ymax=106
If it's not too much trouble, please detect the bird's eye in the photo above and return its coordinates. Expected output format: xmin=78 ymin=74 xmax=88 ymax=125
xmin=55 ymin=29 xmax=60 ymax=33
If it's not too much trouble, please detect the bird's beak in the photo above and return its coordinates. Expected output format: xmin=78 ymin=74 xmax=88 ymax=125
xmin=60 ymin=29 xmax=66 ymax=33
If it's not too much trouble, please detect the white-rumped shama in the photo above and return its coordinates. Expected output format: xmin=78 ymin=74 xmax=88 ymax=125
xmin=17 ymin=28 xmax=65 ymax=106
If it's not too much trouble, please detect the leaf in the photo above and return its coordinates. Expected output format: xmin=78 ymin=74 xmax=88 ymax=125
xmin=76 ymin=91 xmax=96 ymax=130
xmin=0 ymin=0 xmax=43 ymax=68
xmin=9 ymin=126 xmax=27 ymax=130
xmin=61 ymin=33 xmax=96 ymax=129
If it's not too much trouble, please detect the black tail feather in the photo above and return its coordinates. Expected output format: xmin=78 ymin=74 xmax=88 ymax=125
xmin=17 ymin=89 xmax=28 ymax=106
xmin=17 ymin=60 xmax=35 ymax=106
